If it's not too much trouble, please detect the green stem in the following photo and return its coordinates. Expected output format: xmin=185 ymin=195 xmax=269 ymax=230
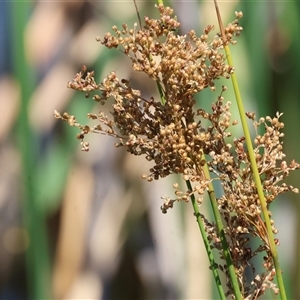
xmin=202 ymin=161 xmax=243 ymax=300
xmin=186 ymin=180 xmax=226 ymax=300
xmin=225 ymin=44 xmax=286 ymax=300
xmin=154 ymin=0 xmax=240 ymax=297
xmin=154 ymin=0 xmax=222 ymax=296
xmin=134 ymin=0 xmax=166 ymax=105
xmin=213 ymin=1 xmax=286 ymax=298
xmin=156 ymin=81 xmax=166 ymax=105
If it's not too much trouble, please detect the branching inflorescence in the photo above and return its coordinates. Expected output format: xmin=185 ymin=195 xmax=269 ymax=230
xmin=54 ymin=4 xmax=299 ymax=298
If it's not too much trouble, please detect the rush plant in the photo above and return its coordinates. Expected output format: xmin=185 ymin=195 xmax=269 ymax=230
xmin=55 ymin=2 xmax=299 ymax=299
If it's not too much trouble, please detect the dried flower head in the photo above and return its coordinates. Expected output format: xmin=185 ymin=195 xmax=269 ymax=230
xmin=54 ymin=4 xmax=299 ymax=298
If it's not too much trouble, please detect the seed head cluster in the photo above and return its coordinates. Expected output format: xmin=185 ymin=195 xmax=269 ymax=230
xmin=210 ymin=111 xmax=299 ymax=297
xmin=54 ymin=5 xmax=299 ymax=298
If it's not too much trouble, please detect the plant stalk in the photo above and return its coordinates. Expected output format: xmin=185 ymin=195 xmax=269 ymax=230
xmin=201 ymin=160 xmax=243 ymax=300
xmin=213 ymin=0 xmax=287 ymax=298
xmin=186 ymin=180 xmax=226 ymax=300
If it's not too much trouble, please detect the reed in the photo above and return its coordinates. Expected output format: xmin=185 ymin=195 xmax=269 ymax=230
xmin=55 ymin=1 xmax=299 ymax=298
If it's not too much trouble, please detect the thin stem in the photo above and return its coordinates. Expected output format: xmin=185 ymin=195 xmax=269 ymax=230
xmin=186 ymin=180 xmax=226 ymax=300
xmin=154 ymin=0 xmax=223 ymax=295
xmin=213 ymin=1 xmax=287 ymax=299
xmin=154 ymin=0 xmax=240 ymax=297
xmin=133 ymin=0 xmax=142 ymax=29
xmin=226 ymin=44 xmax=286 ymax=300
xmin=134 ymin=0 xmax=166 ymax=105
xmin=156 ymin=81 xmax=166 ymax=105
xmin=201 ymin=159 xmax=243 ymax=300
xmin=155 ymin=0 xmax=168 ymax=105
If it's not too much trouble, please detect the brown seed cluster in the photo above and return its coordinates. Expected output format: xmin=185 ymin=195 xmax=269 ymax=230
xmin=208 ymin=112 xmax=300 ymax=297
xmin=54 ymin=5 xmax=299 ymax=298
xmin=98 ymin=5 xmax=240 ymax=98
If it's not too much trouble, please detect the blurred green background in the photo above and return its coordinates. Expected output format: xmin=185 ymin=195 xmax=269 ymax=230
xmin=1 ymin=0 xmax=299 ymax=299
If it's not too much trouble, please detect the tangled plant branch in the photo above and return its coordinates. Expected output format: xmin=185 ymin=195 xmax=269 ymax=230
xmin=54 ymin=4 xmax=299 ymax=298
